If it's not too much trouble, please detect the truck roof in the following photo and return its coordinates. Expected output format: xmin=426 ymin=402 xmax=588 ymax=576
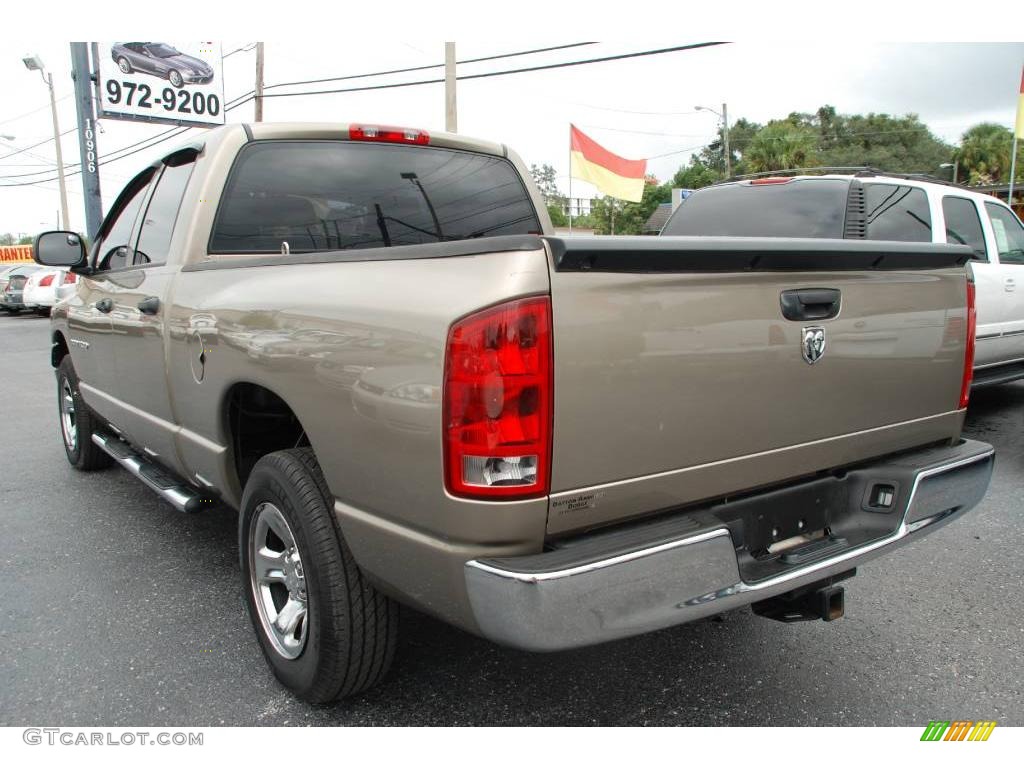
xmin=175 ymin=122 xmax=510 ymax=161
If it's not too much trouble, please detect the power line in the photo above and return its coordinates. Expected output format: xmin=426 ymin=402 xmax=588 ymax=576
xmin=0 ymin=94 xmax=74 ymax=128
xmin=223 ymin=43 xmax=257 ymax=59
xmin=580 ymin=125 xmax=711 ymax=138
xmin=0 ymin=93 xmax=255 ymax=187
xmin=262 ymin=42 xmax=728 ymax=99
xmin=263 ymin=43 xmax=598 ymax=91
xmin=0 ymin=129 xmax=77 ymax=162
xmin=569 ymin=103 xmax=702 ymax=116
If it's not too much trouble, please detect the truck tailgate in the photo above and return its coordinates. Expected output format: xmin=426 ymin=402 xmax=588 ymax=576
xmin=545 ymin=236 xmax=973 ymax=535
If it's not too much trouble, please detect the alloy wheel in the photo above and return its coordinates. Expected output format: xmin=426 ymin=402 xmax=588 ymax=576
xmin=249 ymin=501 xmax=309 ymax=659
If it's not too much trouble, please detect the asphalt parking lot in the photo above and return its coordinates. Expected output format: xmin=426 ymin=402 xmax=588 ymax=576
xmin=1 ymin=311 xmax=1022 ymax=727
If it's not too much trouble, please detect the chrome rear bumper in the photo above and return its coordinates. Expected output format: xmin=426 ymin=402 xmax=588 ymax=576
xmin=465 ymin=439 xmax=994 ymax=651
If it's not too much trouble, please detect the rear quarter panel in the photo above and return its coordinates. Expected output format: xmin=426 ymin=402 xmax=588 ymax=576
xmin=165 ymin=247 xmax=552 ymax=627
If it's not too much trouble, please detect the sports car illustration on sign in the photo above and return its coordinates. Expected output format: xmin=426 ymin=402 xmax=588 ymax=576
xmin=110 ymin=42 xmax=214 ymax=87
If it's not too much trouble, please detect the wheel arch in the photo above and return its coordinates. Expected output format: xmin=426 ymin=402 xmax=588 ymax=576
xmin=51 ymin=330 xmax=69 ymax=368
xmin=221 ymin=381 xmax=314 ymax=496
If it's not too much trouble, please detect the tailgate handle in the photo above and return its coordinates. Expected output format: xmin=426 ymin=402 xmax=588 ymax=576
xmin=780 ymin=288 xmax=841 ymax=321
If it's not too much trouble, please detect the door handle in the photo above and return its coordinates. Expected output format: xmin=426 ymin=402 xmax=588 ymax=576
xmin=780 ymin=288 xmax=841 ymax=321
xmin=137 ymin=296 xmax=160 ymax=315
xmin=1006 ymin=278 xmax=1016 ymax=293
xmin=95 ymin=298 xmax=113 ymax=314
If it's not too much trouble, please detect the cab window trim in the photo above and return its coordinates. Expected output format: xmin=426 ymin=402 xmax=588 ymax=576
xmin=91 ymin=168 xmax=157 ymax=273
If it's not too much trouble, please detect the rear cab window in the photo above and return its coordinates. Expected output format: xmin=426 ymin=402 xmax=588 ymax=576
xmin=661 ymin=178 xmax=850 ymax=238
xmin=862 ymin=183 xmax=931 ymax=242
xmin=210 ymin=141 xmax=542 ymax=254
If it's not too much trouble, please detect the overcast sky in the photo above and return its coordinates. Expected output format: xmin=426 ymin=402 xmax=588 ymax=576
xmin=0 ymin=40 xmax=1021 ymax=234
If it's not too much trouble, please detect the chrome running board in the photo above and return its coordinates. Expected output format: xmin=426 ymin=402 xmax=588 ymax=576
xmin=92 ymin=431 xmax=216 ymax=513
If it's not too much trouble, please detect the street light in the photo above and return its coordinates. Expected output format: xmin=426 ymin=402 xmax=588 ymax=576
xmin=695 ymin=103 xmax=731 ymax=178
xmin=23 ymin=53 xmax=70 ymax=231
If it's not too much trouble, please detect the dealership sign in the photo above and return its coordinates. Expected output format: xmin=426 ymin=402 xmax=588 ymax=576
xmin=96 ymin=42 xmax=225 ymax=128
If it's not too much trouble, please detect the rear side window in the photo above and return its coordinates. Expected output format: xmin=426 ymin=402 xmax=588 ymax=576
xmin=134 ymin=160 xmax=194 ymax=266
xmin=942 ymin=197 xmax=987 ymax=261
xmin=660 ymin=179 xmax=849 ymax=239
xmin=210 ymin=141 xmax=542 ymax=253
xmin=984 ymin=202 xmax=1024 ymax=265
xmin=863 ymin=184 xmax=932 ymax=242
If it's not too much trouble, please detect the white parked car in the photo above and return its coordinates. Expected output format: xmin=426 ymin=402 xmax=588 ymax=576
xmin=661 ymin=171 xmax=1024 ymax=387
xmin=21 ymin=267 xmax=77 ymax=316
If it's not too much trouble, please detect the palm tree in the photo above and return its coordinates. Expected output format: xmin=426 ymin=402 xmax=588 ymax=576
xmin=746 ymin=121 xmax=819 ymax=173
xmin=956 ymin=123 xmax=1014 ymax=184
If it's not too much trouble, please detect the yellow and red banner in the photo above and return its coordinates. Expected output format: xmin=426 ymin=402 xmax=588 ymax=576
xmin=1016 ymin=65 xmax=1024 ymax=139
xmin=0 ymin=245 xmax=34 ymax=263
xmin=570 ymin=124 xmax=647 ymax=203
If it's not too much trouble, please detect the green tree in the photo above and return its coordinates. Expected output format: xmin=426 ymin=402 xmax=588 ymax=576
xmin=745 ymin=120 xmax=819 ymax=172
xmin=530 ymin=162 xmax=570 ymax=225
xmin=956 ymin=123 xmax=1015 ymax=184
xmin=17 ymin=234 xmax=33 ymax=245
xmin=671 ymin=156 xmax=723 ymax=190
xmin=590 ymin=177 xmax=671 ymax=235
xmin=530 ymin=164 xmax=564 ymax=203
xmin=817 ymin=112 xmax=951 ymax=173
xmin=0 ymin=233 xmax=14 ymax=246
xmin=700 ymin=118 xmax=762 ymax=177
xmin=547 ymin=204 xmax=567 ymax=227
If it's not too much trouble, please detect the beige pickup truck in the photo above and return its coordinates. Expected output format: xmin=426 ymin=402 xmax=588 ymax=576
xmin=34 ymin=123 xmax=994 ymax=703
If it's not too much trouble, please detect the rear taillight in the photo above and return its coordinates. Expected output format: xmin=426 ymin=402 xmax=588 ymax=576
xmin=443 ymin=297 xmax=552 ymax=499
xmin=62 ymin=272 xmax=77 ymax=285
xmin=349 ymin=125 xmax=429 ymax=145
xmin=749 ymin=177 xmax=793 ymax=185
xmin=959 ymin=279 xmax=976 ymax=409
xmin=39 ymin=274 xmax=55 ymax=287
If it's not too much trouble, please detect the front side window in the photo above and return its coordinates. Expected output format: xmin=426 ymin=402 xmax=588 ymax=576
xmin=984 ymin=202 xmax=1024 ymax=265
xmin=863 ymin=184 xmax=932 ymax=242
xmin=134 ymin=161 xmax=194 ymax=267
xmin=95 ymin=173 xmax=153 ymax=271
xmin=942 ymin=196 xmax=988 ymax=261
xmin=210 ymin=141 xmax=542 ymax=254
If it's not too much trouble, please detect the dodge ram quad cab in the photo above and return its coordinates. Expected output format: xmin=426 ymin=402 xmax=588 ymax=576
xmin=34 ymin=123 xmax=994 ymax=703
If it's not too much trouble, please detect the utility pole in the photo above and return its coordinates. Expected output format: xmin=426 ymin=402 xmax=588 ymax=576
xmin=444 ymin=42 xmax=457 ymax=133
xmin=696 ymin=103 xmax=731 ymax=178
xmin=254 ymin=43 xmax=265 ymax=122
xmin=722 ymin=102 xmax=731 ymax=178
xmin=23 ymin=54 xmax=69 ymax=230
xmin=71 ymin=43 xmax=103 ymax=240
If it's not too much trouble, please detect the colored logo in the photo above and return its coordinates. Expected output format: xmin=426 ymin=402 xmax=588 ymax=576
xmin=920 ymin=721 xmax=997 ymax=741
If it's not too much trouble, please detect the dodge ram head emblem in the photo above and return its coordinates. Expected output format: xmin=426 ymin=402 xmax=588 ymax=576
xmin=801 ymin=326 xmax=826 ymax=365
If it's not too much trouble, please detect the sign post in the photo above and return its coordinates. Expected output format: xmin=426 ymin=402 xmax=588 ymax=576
xmin=71 ymin=43 xmax=103 ymax=240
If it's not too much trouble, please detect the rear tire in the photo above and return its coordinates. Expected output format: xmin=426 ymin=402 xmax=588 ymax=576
xmin=239 ymin=447 xmax=398 ymax=703
xmin=57 ymin=356 xmax=113 ymax=470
